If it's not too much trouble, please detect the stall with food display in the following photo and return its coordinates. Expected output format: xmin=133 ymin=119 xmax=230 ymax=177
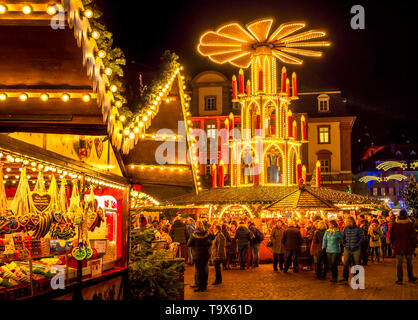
xmin=0 ymin=0 xmax=131 ymax=300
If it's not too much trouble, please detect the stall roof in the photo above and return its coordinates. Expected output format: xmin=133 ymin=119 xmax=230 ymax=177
xmin=264 ymin=186 xmax=338 ymax=211
xmin=165 ymin=185 xmax=381 ymax=206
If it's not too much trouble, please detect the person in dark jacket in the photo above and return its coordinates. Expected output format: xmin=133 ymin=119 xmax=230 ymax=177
xmin=313 ymin=221 xmax=328 ymax=279
xmin=358 ymin=215 xmax=370 ymax=265
xmin=187 ymin=220 xmax=212 ymax=292
xmin=249 ymin=223 xmax=264 ymax=268
xmin=211 ymin=225 xmax=226 ymax=285
xmin=187 ymin=218 xmax=195 ymax=265
xmin=390 ymin=210 xmax=417 ymax=284
xmin=221 ymin=224 xmax=232 ymax=270
xmin=340 ymin=216 xmax=365 ymax=283
xmin=234 ymin=221 xmax=251 ymax=270
xmin=170 ymin=217 xmax=189 ymax=259
xmin=282 ymin=221 xmax=303 ymax=273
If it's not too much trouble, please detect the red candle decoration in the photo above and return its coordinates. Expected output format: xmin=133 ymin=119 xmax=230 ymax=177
xmin=292 ymin=72 xmax=297 ymax=97
xmin=281 ymin=66 xmax=287 ymax=93
xmin=292 ymin=120 xmax=297 ymax=140
xmin=287 ymin=110 xmax=293 ymax=138
xmin=302 ymin=165 xmax=307 ymax=185
xmin=232 ymin=75 xmax=238 ymax=101
xmin=218 ymin=161 xmax=224 ymax=188
xmin=246 ymin=80 xmax=251 ymax=95
xmin=238 ymin=69 xmax=244 ymax=95
xmin=296 ymin=159 xmax=302 ymax=184
xmin=225 ymin=118 xmax=229 ymax=134
xmin=258 ymin=69 xmax=263 ymax=92
xmin=301 ymin=115 xmax=306 ymax=141
xmin=316 ymin=160 xmax=321 ymax=187
xmin=212 ymin=164 xmax=217 ymax=188
xmin=286 ymin=78 xmax=290 ymax=96
xmin=229 ymin=112 xmax=234 ymax=141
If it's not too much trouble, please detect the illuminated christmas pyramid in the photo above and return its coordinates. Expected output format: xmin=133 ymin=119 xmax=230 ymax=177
xmin=197 ymin=17 xmax=330 ymax=187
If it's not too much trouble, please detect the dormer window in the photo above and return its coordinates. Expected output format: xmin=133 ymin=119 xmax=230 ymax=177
xmin=317 ymin=94 xmax=330 ymax=112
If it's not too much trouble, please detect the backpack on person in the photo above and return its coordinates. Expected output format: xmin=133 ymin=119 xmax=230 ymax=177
xmin=255 ymin=229 xmax=264 ymax=244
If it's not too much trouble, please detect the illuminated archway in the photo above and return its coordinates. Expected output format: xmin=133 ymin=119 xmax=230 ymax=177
xmin=264 ymin=144 xmax=284 ymax=184
xmin=219 ymin=204 xmax=254 ymax=219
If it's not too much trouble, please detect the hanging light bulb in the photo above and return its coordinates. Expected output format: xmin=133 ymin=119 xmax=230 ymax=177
xmin=19 ymin=93 xmax=28 ymax=101
xmin=46 ymin=5 xmax=57 ymax=15
xmin=83 ymin=94 xmax=91 ymax=102
xmin=105 ymin=68 xmax=112 ymax=76
xmin=22 ymin=5 xmax=32 ymax=15
xmin=40 ymin=93 xmax=49 ymax=101
xmin=92 ymin=31 xmax=100 ymax=39
xmin=61 ymin=94 xmax=70 ymax=102
xmin=0 ymin=93 xmax=7 ymax=101
xmin=84 ymin=9 xmax=93 ymax=18
xmin=98 ymin=50 xmax=106 ymax=58
xmin=0 ymin=4 xmax=7 ymax=14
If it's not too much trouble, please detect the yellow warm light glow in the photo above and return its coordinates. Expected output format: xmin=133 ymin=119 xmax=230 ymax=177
xmin=0 ymin=5 xmax=7 ymax=14
xmin=120 ymin=115 xmax=126 ymax=122
xmin=84 ymin=9 xmax=93 ymax=18
xmin=83 ymin=94 xmax=91 ymax=102
xmin=19 ymin=93 xmax=28 ymax=101
xmin=40 ymin=93 xmax=49 ymax=101
xmin=61 ymin=94 xmax=70 ymax=102
xmin=105 ymin=68 xmax=112 ymax=76
xmin=92 ymin=31 xmax=100 ymax=39
xmin=197 ymin=17 xmax=330 ymax=68
xmin=110 ymin=85 xmax=117 ymax=92
xmin=98 ymin=50 xmax=106 ymax=58
xmin=115 ymin=101 xmax=122 ymax=107
xmin=0 ymin=93 xmax=7 ymax=101
xmin=22 ymin=5 xmax=32 ymax=15
xmin=46 ymin=5 xmax=56 ymax=15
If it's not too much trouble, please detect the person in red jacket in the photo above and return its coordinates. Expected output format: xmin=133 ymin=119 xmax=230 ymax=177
xmin=390 ymin=210 xmax=417 ymax=284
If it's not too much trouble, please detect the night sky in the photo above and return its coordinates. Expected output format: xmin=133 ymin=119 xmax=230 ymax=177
xmin=96 ymin=0 xmax=416 ymax=160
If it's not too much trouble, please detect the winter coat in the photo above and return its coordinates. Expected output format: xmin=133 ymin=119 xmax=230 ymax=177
xmin=235 ymin=225 xmax=251 ymax=248
xmin=270 ymin=226 xmax=285 ymax=254
xmin=249 ymin=226 xmax=264 ymax=246
xmin=368 ymin=225 xmax=382 ymax=248
xmin=282 ymin=227 xmax=303 ymax=251
xmin=322 ymin=229 xmax=343 ymax=253
xmin=187 ymin=230 xmax=212 ymax=261
xmin=311 ymin=229 xmax=326 ymax=256
xmin=211 ymin=231 xmax=226 ymax=261
xmin=390 ymin=218 xmax=417 ymax=255
xmin=359 ymin=220 xmax=370 ymax=240
xmin=170 ymin=220 xmax=189 ymax=244
xmin=342 ymin=224 xmax=364 ymax=251
xmin=222 ymin=230 xmax=232 ymax=247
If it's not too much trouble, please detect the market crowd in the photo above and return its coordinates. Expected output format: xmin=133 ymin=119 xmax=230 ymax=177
xmin=135 ymin=209 xmax=417 ymax=292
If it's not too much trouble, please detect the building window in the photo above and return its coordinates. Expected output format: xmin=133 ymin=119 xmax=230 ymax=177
xmin=388 ymin=187 xmax=394 ymax=195
xmin=317 ymin=94 xmax=330 ymax=112
xmin=204 ymin=96 xmax=217 ymax=111
xmin=320 ymin=159 xmax=330 ymax=173
xmin=207 ymin=123 xmax=216 ymax=139
xmin=381 ymin=187 xmax=386 ymax=196
xmin=318 ymin=125 xmax=330 ymax=144
xmin=372 ymin=188 xmax=378 ymax=196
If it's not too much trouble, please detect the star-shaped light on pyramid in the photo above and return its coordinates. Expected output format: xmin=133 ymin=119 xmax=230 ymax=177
xmin=197 ymin=17 xmax=331 ymax=68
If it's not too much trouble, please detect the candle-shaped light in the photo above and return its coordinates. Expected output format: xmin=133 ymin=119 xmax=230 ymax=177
xmin=281 ymin=66 xmax=287 ymax=93
xmin=232 ymin=75 xmax=238 ymax=101
xmin=301 ymin=115 xmax=306 ymax=141
xmin=286 ymin=78 xmax=290 ymax=96
xmin=287 ymin=110 xmax=293 ymax=138
xmin=212 ymin=164 xmax=217 ymax=188
xmin=292 ymin=120 xmax=297 ymax=140
xmin=238 ymin=69 xmax=244 ymax=95
xmin=246 ymin=80 xmax=251 ymax=96
xmin=258 ymin=69 xmax=263 ymax=92
xmin=229 ymin=112 xmax=234 ymax=141
xmin=292 ymin=72 xmax=297 ymax=97
xmin=218 ymin=160 xmax=224 ymax=188
xmin=302 ymin=165 xmax=307 ymax=185
xmin=296 ymin=159 xmax=302 ymax=184
xmin=224 ymin=118 xmax=229 ymax=137
xmin=316 ymin=160 xmax=321 ymax=188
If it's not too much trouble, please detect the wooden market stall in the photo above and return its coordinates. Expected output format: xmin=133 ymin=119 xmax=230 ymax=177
xmin=0 ymin=0 xmax=131 ymax=300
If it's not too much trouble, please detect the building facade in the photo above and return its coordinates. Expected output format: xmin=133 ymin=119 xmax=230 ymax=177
xmin=189 ymin=70 xmax=355 ymax=191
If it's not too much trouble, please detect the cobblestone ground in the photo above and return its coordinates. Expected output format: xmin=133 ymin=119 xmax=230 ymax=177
xmin=184 ymin=257 xmax=418 ymax=300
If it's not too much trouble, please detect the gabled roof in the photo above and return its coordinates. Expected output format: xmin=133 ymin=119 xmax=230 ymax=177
xmin=165 ymin=185 xmax=380 ymax=206
xmin=264 ymin=186 xmax=338 ymax=211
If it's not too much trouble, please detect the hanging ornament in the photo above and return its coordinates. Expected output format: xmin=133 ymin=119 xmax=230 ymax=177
xmin=10 ymin=167 xmax=31 ymax=216
xmin=34 ymin=169 xmax=46 ymax=193
xmin=0 ymin=163 xmax=8 ymax=216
